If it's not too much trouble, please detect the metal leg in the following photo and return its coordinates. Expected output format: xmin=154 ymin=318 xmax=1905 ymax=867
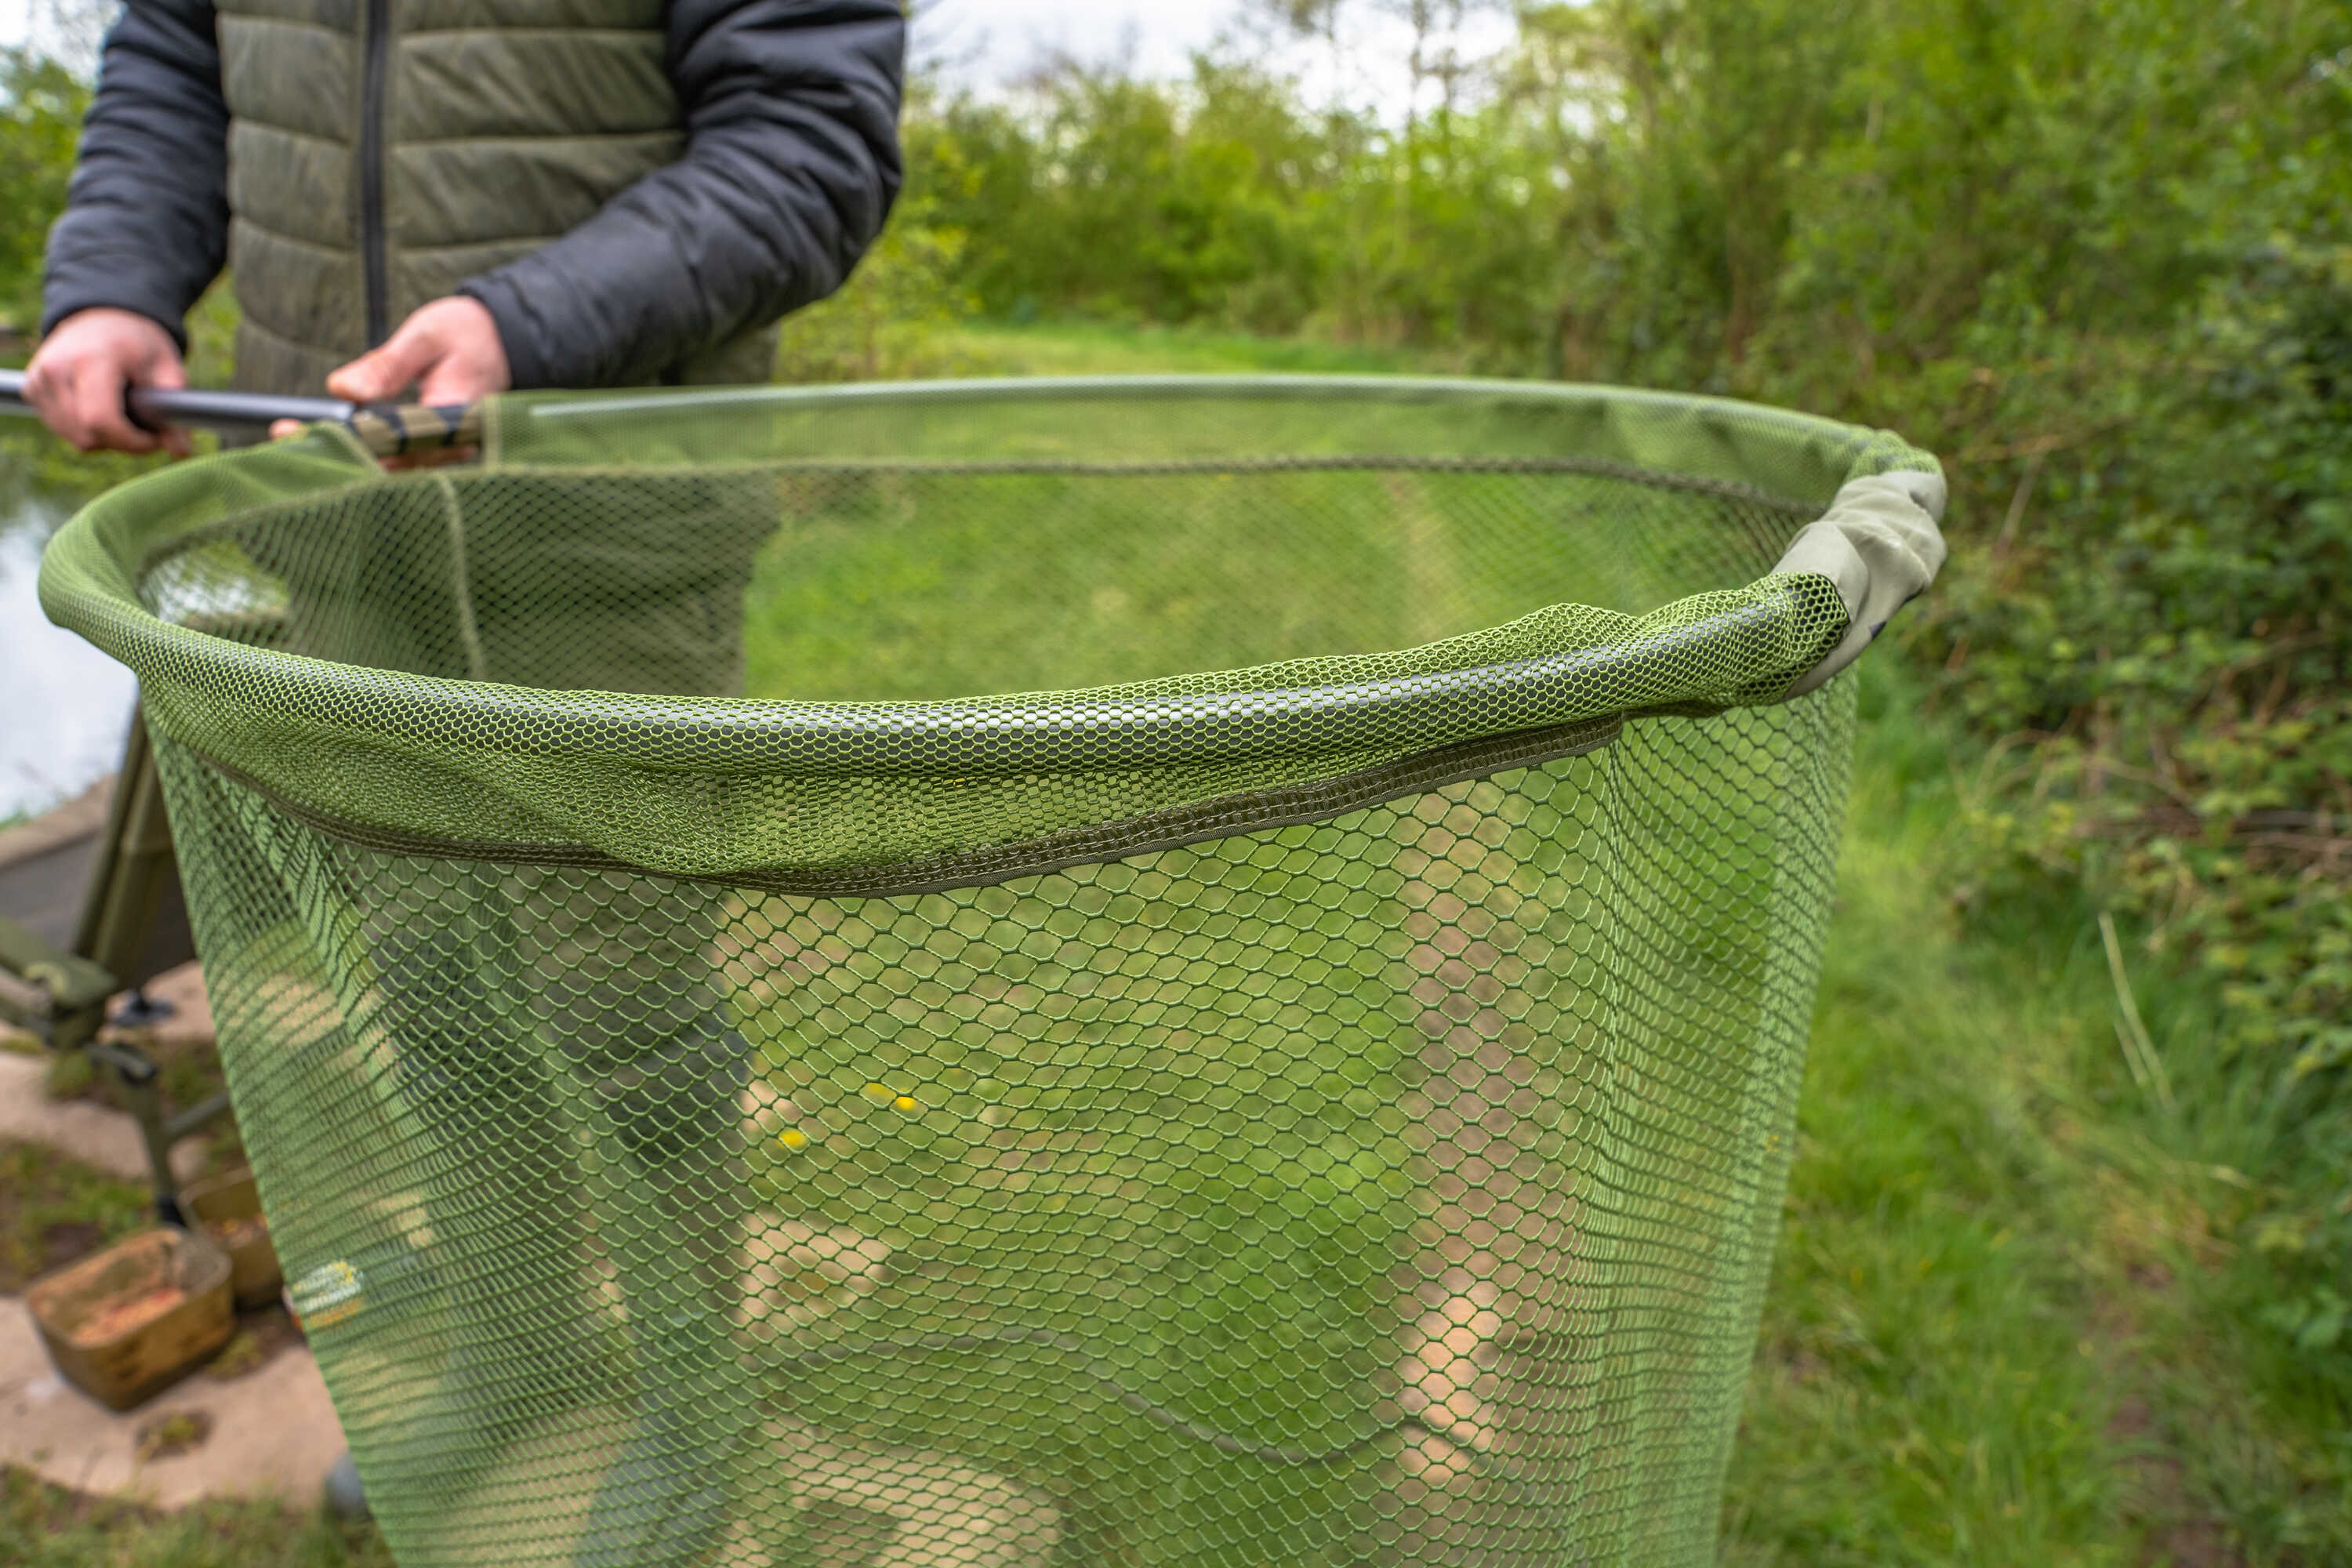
xmin=89 ymin=1040 xmax=186 ymax=1225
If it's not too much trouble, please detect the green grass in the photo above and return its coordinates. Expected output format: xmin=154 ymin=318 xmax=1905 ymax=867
xmin=892 ymin=318 xmax=1440 ymax=379
xmin=0 ymin=1466 xmax=391 ymax=1568
xmin=0 ymin=1139 xmax=150 ymax=1293
xmin=1721 ymin=660 xmax=2347 ymax=1566
xmin=1721 ymin=670 xmax=2124 ymax=1562
xmin=735 ymin=463 xmax=1664 ymax=705
xmin=909 ymin=321 xmax=2340 ymax=1563
xmin=9 ymin=319 xmax=2339 ymax=1561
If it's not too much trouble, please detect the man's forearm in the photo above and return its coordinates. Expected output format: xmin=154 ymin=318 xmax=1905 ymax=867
xmin=459 ymin=0 xmax=906 ymax=390
xmin=40 ymin=0 xmax=230 ymax=348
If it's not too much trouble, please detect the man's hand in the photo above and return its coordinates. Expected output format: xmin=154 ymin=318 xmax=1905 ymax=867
xmin=332 ymin=294 xmax=511 ymax=406
xmin=23 ymin=308 xmax=193 ymax=457
xmin=268 ymin=296 xmax=511 ymax=441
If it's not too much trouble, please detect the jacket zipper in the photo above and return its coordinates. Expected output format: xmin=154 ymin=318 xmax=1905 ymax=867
xmin=358 ymin=0 xmax=390 ymax=347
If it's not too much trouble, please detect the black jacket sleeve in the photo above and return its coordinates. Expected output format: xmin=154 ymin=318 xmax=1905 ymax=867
xmin=459 ymin=0 xmax=906 ymax=390
xmin=38 ymin=0 xmax=230 ymax=349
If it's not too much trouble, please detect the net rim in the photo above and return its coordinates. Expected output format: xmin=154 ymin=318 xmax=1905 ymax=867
xmin=517 ymin=370 xmax=1907 ymax=443
xmin=42 ymin=376 xmax=1936 ymax=782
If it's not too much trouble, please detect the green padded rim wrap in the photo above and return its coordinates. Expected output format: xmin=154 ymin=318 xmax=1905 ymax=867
xmin=39 ymin=376 xmax=1939 ymax=888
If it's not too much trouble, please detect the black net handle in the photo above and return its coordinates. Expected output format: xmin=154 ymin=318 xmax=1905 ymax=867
xmin=0 ymin=368 xmax=477 ymax=462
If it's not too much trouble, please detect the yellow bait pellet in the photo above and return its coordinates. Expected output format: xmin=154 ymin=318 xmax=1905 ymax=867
xmin=778 ymin=1128 xmax=808 ymax=1150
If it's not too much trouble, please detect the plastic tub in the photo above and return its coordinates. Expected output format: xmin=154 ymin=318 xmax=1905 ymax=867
xmin=27 ymin=1227 xmax=233 ymax=1410
xmin=181 ymin=1164 xmax=283 ymax=1309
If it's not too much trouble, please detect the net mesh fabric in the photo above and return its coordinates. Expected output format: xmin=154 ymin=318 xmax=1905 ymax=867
xmin=43 ymin=378 xmax=1931 ymax=1566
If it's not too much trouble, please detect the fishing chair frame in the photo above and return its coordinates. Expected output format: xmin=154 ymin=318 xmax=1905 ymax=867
xmin=0 ymin=702 xmax=233 ymax=1222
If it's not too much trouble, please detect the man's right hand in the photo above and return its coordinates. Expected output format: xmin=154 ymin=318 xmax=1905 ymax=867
xmin=22 ymin=307 xmax=193 ymax=457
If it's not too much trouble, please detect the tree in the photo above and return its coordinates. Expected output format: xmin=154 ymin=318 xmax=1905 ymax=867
xmin=0 ymin=47 xmax=89 ymax=327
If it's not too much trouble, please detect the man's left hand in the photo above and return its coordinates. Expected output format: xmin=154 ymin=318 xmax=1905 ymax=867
xmin=269 ymin=296 xmax=511 ymax=442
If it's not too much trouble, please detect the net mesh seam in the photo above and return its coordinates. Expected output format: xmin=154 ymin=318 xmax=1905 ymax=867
xmin=180 ymin=713 xmax=1625 ymax=898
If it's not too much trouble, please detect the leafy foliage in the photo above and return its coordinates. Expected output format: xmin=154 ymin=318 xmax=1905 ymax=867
xmin=774 ymin=187 xmax=978 ymax=383
xmin=0 ymin=48 xmax=85 ymax=330
xmin=909 ymin=56 xmax=1571 ymax=366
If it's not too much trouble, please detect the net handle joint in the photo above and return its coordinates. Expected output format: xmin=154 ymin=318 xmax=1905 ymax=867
xmin=0 ymin=367 xmax=477 ymax=462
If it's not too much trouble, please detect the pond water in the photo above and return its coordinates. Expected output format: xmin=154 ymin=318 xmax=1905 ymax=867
xmin=0 ymin=464 xmax=140 ymax=824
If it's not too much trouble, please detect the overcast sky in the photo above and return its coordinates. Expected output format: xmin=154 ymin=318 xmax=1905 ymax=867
xmin=920 ymin=0 xmax=1243 ymax=84
xmin=2 ymin=0 xmax=1515 ymax=117
xmin=0 ymin=1 xmax=1253 ymax=86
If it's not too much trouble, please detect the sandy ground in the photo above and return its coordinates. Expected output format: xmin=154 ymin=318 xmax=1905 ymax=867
xmin=0 ymin=1053 xmax=208 ymax=1185
xmin=0 ymin=1295 xmax=343 ymax=1508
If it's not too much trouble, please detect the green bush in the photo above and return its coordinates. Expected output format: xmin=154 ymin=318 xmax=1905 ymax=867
xmin=909 ymin=56 xmax=1573 ymax=368
xmin=773 ymin=190 xmax=978 ymax=383
xmin=1926 ymin=234 xmax=2352 ymax=1364
xmin=0 ymin=48 xmax=85 ymax=331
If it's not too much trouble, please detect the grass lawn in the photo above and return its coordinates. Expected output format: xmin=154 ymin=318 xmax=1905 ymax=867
xmin=914 ymin=318 xmax=1439 ymax=379
xmin=0 ymin=1466 xmax=391 ymax=1568
xmin=1723 ymin=668 xmax=2145 ymax=1563
xmin=0 ymin=1138 xmax=150 ymax=1294
xmin=1722 ymin=663 xmax=2344 ymax=1566
xmin=2 ymin=318 xmax=2336 ymax=1563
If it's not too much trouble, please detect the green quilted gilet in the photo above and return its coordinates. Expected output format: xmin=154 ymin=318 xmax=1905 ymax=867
xmin=215 ymin=0 xmax=774 ymax=396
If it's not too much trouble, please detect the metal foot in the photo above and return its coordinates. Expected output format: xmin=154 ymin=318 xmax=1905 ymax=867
xmin=109 ymin=985 xmax=176 ymax=1028
xmin=324 ymin=1449 xmax=372 ymax=1521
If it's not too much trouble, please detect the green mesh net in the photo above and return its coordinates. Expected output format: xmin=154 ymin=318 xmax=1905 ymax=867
xmin=42 ymin=377 xmax=1940 ymax=1567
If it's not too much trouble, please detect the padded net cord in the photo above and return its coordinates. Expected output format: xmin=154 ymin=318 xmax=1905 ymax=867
xmin=45 ymin=378 xmax=1940 ymax=1566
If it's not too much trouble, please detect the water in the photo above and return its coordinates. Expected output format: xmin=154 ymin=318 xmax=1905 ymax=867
xmin=0 ymin=471 xmax=139 ymax=824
